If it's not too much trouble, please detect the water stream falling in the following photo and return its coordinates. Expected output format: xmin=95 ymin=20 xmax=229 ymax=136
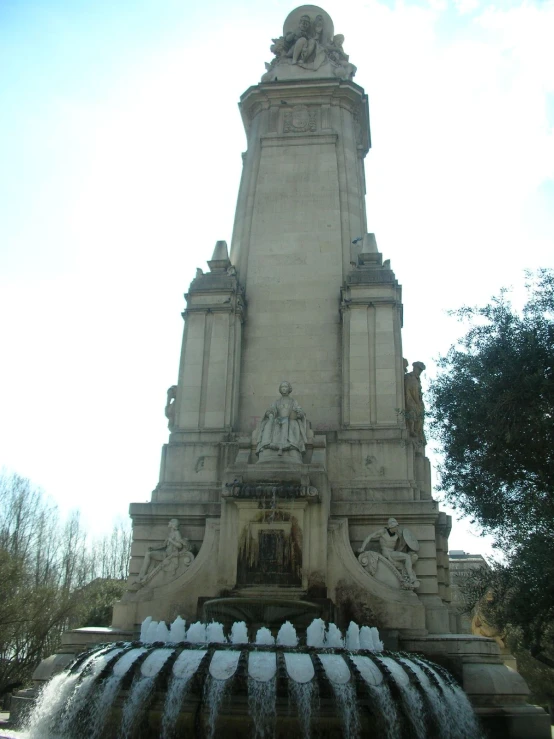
xmin=119 ymin=648 xmax=174 ymax=738
xmin=377 ymin=655 xmax=428 ymax=739
xmin=160 ymin=649 xmax=206 ymax=739
xmin=248 ymin=650 xmax=277 ymax=739
xmin=87 ymin=647 xmax=148 ymax=739
xmin=17 ymin=616 xmax=482 ymax=739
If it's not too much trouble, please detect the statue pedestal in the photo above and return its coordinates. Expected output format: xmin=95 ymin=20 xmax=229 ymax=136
xmin=257 ymin=448 xmax=303 ymax=465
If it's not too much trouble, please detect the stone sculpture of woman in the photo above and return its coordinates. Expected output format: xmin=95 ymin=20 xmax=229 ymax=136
xmin=404 ymin=361 xmax=426 ymax=442
xmin=256 ymin=381 xmax=308 ymax=463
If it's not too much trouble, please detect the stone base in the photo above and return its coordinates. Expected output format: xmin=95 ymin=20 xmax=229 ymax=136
xmin=400 ymin=634 xmax=551 ymax=739
xmin=474 ymin=704 xmax=551 ymax=739
xmin=256 ymin=447 xmax=304 ymax=465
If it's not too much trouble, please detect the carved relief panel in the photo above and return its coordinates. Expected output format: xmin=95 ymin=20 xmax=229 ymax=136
xmin=283 ymin=104 xmax=317 ymax=134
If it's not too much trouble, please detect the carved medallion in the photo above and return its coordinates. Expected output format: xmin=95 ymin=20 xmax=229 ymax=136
xmin=284 ymin=105 xmax=317 ymax=133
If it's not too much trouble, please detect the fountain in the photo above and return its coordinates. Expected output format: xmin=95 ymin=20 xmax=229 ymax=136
xmin=15 ymin=616 xmax=482 ymax=739
xmin=6 ymin=5 xmax=551 ymax=737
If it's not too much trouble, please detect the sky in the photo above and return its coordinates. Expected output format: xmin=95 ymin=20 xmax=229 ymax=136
xmin=1 ymin=0 xmax=553 ymax=559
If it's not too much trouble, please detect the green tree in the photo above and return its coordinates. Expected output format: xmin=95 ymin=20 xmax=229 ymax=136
xmin=429 ymin=269 xmax=554 ymax=662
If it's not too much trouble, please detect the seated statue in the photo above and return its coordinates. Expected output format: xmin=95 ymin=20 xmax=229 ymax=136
xmin=136 ymin=519 xmax=191 ymax=584
xmin=263 ymin=10 xmax=354 ymax=81
xmin=256 ymin=381 xmax=308 ymax=462
xmin=358 ymin=517 xmax=420 ymax=588
xmin=284 ymin=13 xmax=323 ymax=66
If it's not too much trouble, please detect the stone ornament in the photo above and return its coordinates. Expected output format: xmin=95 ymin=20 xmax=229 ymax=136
xmin=357 ymin=517 xmax=420 ymax=590
xmin=133 ymin=519 xmax=195 ymax=589
xmin=224 ymin=480 xmax=318 ymax=500
xmin=283 ymin=105 xmax=317 ymax=133
xmin=404 ymin=361 xmax=426 ymax=443
xmin=165 ymin=385 xmax=177 ymax=430
xmin=255 ymin=381 xmax=309 ymax=463
xmin=262 ymin=6 xmax=356 ymax=83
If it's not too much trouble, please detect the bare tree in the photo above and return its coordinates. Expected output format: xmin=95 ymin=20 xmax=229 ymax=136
xmin=0 ymin=471 xmax=131 ymax=694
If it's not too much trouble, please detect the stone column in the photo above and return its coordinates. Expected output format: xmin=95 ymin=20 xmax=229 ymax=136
xmin=230 ymin=80 xmax=371 ymax=434
xmin=173 ymin=241 xmax=244 ymax=432
xmin=152 ymin=241 xmax=245 ymax=508
xmin=340 ymin=238 xmax=404 ymax=428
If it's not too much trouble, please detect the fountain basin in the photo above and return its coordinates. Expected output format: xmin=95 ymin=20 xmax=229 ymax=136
xmin=19 ymin=618 xmax=483 ymax=739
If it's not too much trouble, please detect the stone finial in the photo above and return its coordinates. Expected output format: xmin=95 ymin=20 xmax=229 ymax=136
xmin=262 ymin=5 xmax=356 ymax=83
xmin=208 ymin=240 xmax=231 ymax=273
xmin=362 ymin=233 xmax=378 ymax=253
xmin=357 ymin=233 xmax=382 ymax=268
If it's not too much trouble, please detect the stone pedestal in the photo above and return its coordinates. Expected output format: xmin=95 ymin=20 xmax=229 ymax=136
xmin=401 ymin=635 xmax=551 ymax=738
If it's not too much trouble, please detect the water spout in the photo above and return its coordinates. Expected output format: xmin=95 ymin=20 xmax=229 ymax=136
xmin=168 ymin=615 xmax=186 ymax=643
xmin=230 ymin=621 xmax=249 ymax=644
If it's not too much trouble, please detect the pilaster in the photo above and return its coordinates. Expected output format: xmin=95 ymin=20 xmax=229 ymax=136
xmin=173 ymin=241 xmax=245 ymax=432
xmin=340 ymin=235 xmax=404 ymax=429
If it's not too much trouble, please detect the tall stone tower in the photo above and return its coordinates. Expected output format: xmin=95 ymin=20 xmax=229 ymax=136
xmin=114 ymin=4 xmax=450 ymax=639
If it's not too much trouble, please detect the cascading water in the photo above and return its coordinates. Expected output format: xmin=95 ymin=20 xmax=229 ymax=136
xmin=16 ymin=616 xmax=483 ymax=739
xmin=160 ymin=648 xmax=206 ymax=739
xmin=119 ymin=648 xmax=174 ymax=738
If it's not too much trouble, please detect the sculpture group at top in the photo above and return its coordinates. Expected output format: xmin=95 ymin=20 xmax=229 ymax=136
xmin=262 ymin=6 xmax=356 ymax=82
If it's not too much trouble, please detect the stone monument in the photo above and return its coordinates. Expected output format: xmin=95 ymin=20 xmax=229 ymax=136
xmin=26 ymin=7 xmax=549 ymax=737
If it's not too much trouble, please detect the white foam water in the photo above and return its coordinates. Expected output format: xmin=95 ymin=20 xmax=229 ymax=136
xmin=306 ymin=618 xmax=326 ymax=648
xmin=249 ymin=677 xmax=276 ymax=738
xmin=204 ymin=676 xmax=229 ymax=739
xmin=168 ymin=616 xmax=186 ymax=643
xmin=26 ymin=647 xmax=115 ymax=739
xmin=248 ymin=652 xmax=277 ymax=682
xmin=56 ymin=648 xmax=124 ymax=737
xmin=230 ymin=621 xmax=249 ymax=644
xmin=378 ymin=656 xmax=426 ymax=739
xmin=276 ymin=621 xmax=298 ymax=647
xmin=284 ymin=653 xmax=314 ymax=683
xmin=161 ymin=650 xmax=207 ymax=739
xmin=330 ymin=682 xmax=360 ymax=739
xmin=119 ymin=676 xmax=156 ymax=738
xmin=289 ymin=679 xmax=316 ymax=739
xmin=412 ymin=658 xmax=483 ymax=739
xmin=88 ymin=647 xmax=147 ymax=739
xmin=255 ymin=627 xmax=274 ymax=645
xmin=25 ymin=671 xmax=80 ymax=739
xmin=206 ymin=622 xmax=226 ymax=644
xmin=324 ymin=623 xmax=344 ymax=648
xmin=17 ymin=617 xmax=482 ymax=739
